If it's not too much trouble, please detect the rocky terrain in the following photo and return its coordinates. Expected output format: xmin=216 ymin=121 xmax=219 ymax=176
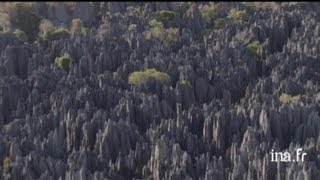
xmin=0 ymin=2 xmax=320 ymax=180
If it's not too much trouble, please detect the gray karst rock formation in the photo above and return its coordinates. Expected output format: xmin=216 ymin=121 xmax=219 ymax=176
xmin=0 ymin=2 xmax=320 ymax=180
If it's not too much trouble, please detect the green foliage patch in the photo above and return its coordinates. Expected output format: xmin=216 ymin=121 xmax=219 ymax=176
xmin=128 ymin=24 xmax=137 ymax=31
xmin=81 ymin=27 xmax=90 ymax=36
xmin=55 ymin=54 xmax=72 ymax=72
xmin=128 ymin=68 xmax=171 ymax=85
xmin=45 ymin=28 xmax=71 ymax=41
xmin=214 ymin=18 xmax=224 ymax=29
xmin=149 ymin=19 xmax=164 ymax=29
xmin=247 ymin=40 xmax=261 ymax=58
xmin=227 ymin=9 xmax=247 ymax=21
xmin=279 ymin=93 xmax=301 ymax=104
xmin=199 ymin=3 xmax=219 ymax=24
xmin=13 ymin=28 xmax=24 ymax=39
xmin=178 ymin=80 xmax=192 ymax=88
xmin=156 ymin=10 xmax=175 ymax=21
xmin=145 ymin=19 xmax=179 ymax=45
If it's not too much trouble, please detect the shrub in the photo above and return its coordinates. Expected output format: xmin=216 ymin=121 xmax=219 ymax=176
xmin=13 ymin=28 xmax=25 ymax=39
xmin=145 ymin=27 xmax=179 ymax=45
xmin=214 ymin=18 xmax=224 ymax=29
xmin=55 ymin=54 xmax=72 ymax=72
xmin=279 ymin=93 xmax=301 ymax=104
xmin=163 ymin=28 xmax=179 ymax=45
xmin=45 ymin=28 xmax=71 ymax=41
xmin=227 ymin=8 xmax=247 ymax=21
xmin=178 ymin=80 xmax=192 ymax=88
xmin=128 ymin=68 xmax=171 ymax=85
xmin=199 ymin=3 xmax=219 ymax=24
xmin=145 ymin=19 xmax=179 ymax=45
xmin=128 ymin=24 xmax=137 ymax=31
xmin=3 ymin=156 xmax=11 ymax=173
xmin=156 ymin=10 xmax=175 ymax=21
xmin=81 ymin=27 xmax=90 ymax=36
xmin=247 ymin=40 xmax=262 ymax=58
xmin=149 ymin=19 xmax=164 ymax=29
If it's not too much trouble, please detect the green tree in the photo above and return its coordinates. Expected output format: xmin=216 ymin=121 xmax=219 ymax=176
xmin=55 ymin=54 xmax=72 ymax=72
xmin=45 ymin=28 xmax=71 ymax=41
xmin=145 ymin=19 xmax=179 ymax=45
xmin=128 ymin=68 xmax=171 ymax=85
xmin=13 ymin=28 xmax=25 ymax=40
xmin=247 ymin=40 xmax=262 ymax=58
